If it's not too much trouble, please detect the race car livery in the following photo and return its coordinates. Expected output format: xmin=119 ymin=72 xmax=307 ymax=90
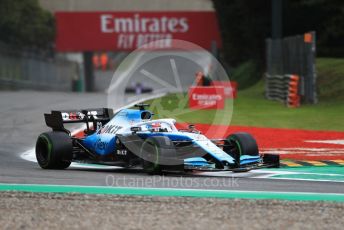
xmin=35 ymin=104 xmax=279 ymax=173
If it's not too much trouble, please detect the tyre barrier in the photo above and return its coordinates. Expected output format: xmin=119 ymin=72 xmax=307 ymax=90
xmin=287 ymin=75 xmax=300 ymax=108
xmin=265 ymin=74 xmax=300 ymax=108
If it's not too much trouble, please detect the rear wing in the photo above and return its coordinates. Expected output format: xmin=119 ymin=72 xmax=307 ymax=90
xmin=44 ymin=108 xmax=113 ymax=132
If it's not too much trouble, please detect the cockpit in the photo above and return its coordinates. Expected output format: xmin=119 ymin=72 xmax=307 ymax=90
xmin=138 ymin=120 xmax=177 ymax=133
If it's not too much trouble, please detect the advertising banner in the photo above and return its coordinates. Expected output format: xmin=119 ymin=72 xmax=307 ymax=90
xmin=212 ymin=81 xmax=237 ymax=98
xmin=189 ymin=86 xmax=225 ymax=109
xmin=55 ymin=12 xmax=222 ymax=51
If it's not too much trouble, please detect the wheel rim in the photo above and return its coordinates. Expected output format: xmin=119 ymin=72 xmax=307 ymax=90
xmin=228 ymin=138 xmax=242 ymax=163
xmin=141 ymin=141 xmax=159 ymax=171
xmin=36 ymin=135 xmax=51 ymax=166
xmin=229 ymin=138 xmax=242 ymax=155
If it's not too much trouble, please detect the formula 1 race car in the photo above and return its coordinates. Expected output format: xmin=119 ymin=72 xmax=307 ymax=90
xmin=36 ymin=104 xmax=279 ymax=173
xmin=125 ymin=82 xmax=153 ymax=94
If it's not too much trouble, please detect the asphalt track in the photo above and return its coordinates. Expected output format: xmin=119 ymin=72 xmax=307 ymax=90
xmin=1 ymin=91 xmax=344 ymax=195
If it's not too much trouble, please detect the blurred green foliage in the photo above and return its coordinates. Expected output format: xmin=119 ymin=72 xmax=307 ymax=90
xmin=213 ymin=0 xmax=344 ymax=79
xmin=0 ymin=0 xmax=55 ymax=48
xmin=230 ymin=60 xmax=261 ymax=89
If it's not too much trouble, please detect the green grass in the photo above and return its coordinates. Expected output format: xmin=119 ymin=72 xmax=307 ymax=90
xmin=317 ymin=58 xmax=344 ymax=101
xmin=145 ymin=82 xmax=344 ymax=131
xmin=143 ymin=58 xmax=344 ymax=132
xmin=230 ymin=81 xmax=344 ymax=131
xmin=145 ymin=93 xmax=234 ymax=125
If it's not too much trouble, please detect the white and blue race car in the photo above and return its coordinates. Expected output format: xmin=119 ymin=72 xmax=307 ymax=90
xmin=36 ymin=104 xmax=279 ymax=173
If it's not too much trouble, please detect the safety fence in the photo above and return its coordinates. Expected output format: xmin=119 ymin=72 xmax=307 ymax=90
xmin=265 ymin=31 xmax=317 ymax=106
xmin=0 ymin=42 xmax=79 ymax=91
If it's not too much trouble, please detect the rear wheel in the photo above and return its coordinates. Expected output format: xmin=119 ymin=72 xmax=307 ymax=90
xmin=140 ymin=136 xmax=176 ymax=174
xmin=223 ymin=132 xmax=259 ymax=165
xmin=35 ymin=131 xmax=72 ymax=169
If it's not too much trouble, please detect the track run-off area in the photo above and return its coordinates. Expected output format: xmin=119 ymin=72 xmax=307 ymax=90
xmin=1 ymin=91 xmax=344 ymax=202
xmin=21 ymin=123 xmax=344 ymax=183
xmin=16 ymin=122 xmax=344 ymax=201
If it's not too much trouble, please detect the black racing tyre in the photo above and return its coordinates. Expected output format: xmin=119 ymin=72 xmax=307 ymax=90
xmin=223 ymin=132 xmax=259 ymax=165
xmin=140 ymin=136 xmax=176 ymax=174
xmin=35 ymin=131 xmax=72 ymax=169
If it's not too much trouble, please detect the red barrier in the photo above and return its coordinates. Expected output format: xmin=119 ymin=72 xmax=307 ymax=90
xmin=212 ymin=81 xmax=237 ymax=98
xmin=189 ymin=86 xmax=225 ymax=109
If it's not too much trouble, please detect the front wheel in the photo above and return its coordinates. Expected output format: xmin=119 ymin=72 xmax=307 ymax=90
xmin=223 ymin=132 xmax=259 ymax=165
xmin=140 ymin=136 xmax=177 ymax=174
xmin=35 ymin=131 xmax=72 ymax=169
